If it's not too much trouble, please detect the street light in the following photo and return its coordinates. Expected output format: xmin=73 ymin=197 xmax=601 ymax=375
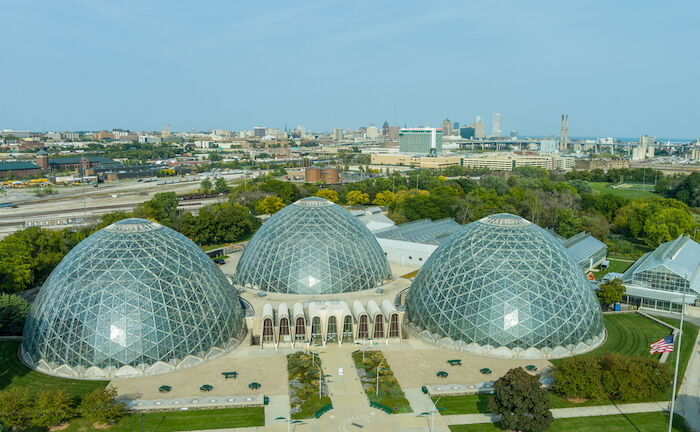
xmin=308 ymin=370 xmax=332 ymax=398
xmin=375 ymin=359 xmax=388 ymax=396
xmin=275 ymin=416 xmax=305 ymax=432
xmin=418 ymin=396 xmax=445 ymax=432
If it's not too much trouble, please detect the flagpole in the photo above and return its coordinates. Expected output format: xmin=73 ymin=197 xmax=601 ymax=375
xmin=667 ymin=290 xmax=686 ymax=432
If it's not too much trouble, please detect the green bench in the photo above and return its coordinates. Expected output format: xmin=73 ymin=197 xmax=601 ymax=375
xmin=158 ymin=385 xmax=171 ymax=393
xmin=221 ymin=371 xmax=238 ymax=379
xmin=200 ymin=384 xmax=213 ymax=392
xmin=447 ymin=359 xmax=462 ymax=366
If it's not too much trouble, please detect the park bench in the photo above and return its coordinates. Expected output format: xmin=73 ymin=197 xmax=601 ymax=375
xmin=221 ymin=371 xmax=238 ymax=379
xmin=447 ymin=359 xmax=462 ymax=366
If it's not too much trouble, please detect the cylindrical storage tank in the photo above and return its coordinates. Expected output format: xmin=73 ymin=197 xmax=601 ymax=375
xmin=321 ymin=168 xmax=339 ymax=183
xmin=305 ymin=166 xmax=321 ymax=182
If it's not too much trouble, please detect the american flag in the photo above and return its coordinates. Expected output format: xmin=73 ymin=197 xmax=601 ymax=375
xmin=650 ymin=334 xmax=674 ymax=354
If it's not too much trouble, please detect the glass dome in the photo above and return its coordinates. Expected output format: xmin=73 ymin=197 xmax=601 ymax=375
xmin=21 ymin=218 xmax=245 ymax=379
xmin=234 ymin=197 xmax=392 ymax=294
xmin=406 ymin=213 xmax=604 ymax=359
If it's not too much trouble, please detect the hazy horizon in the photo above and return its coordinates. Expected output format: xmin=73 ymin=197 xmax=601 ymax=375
xmin=1 ymin=1 xmax=698 ymax=139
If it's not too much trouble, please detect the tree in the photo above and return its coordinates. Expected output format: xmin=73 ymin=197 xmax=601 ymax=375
xmin=31 ymin=390 xmax=75 ymax=427
xmin=553 ymin=356 xmax=605 ymax=400
xmin=555 ymin=208 xmax=582 ymax=238
xmin=373 ymin=190 xmax=395 ymax=206
xmin=488 ymin=367 xmax=553 ymax=432
xmin=346 ymin=190 xmax=369 ymax=206
xmin=315 ymin=189 xmax=339 ymax=203
xmin=643 ymin=206 xmax=694 ymax=247
xmin=91 ymin=211 xmax=131 ymax=232
xmin=0 ymin=294 xmax=30 ymax=335
xmin=596 ymin=278 xmax=626 ymax=307
xmin=260 ymin=179 xmax=300 ymax=203
xmin=214 ymin=177 xmax=230 ymax=194
xmin=79 ymin=387 xmax=126 ymax=425
xmin=200 ymin=177 xmax=212 ymax=193
xmin=0 ymin=388 xmax=31 ymax=429
xmin=256 ymin=196 xmax=285 ymax=215
xmin=481 ymin=175 xmax=509 ymax=196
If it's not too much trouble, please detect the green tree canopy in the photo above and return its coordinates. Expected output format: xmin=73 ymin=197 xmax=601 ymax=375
xmin=596 ymin=278 xmax=626 ymax=307
xmin=200 ymin=177 xmax=212 ymax=193
xmin=214 ymin=177 xmax=230 ymax=194
xmin=553 ymin=356 xmax=605 ymax=400
xmin=31 ymin=390 xmax=75 ymax=427
xmin=79 ymin=387 xmax=126 ymax=425
xmin=346 ymin=190 xmax=370 ymax=206
xmin=0 ymin=388 xmax=31 ymax=429
xmin=488 ymin=367 xmax=553 ymax=432
xmin=0 ymin=293 xmax=30 ymax=335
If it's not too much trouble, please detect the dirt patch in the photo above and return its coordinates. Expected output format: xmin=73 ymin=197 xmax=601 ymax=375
xmin=92 ymin=422 xmax=114 ymax=429
xmin=563 ymin=397 xmax=589 ymax=403
xmin=48 ymin=423 xmax=70 ymax=431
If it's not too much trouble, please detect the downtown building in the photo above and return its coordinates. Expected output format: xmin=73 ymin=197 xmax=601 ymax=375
xmin=398 ymin=128 xmax=443 ymax=155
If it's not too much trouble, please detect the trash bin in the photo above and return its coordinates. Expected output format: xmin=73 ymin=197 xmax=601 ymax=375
xmin=421 ymin=385 xmax=428 ymax=394
xmin=264 ymin=396 xmax=269 ymax=405
xmin=614 ymin=303 xmax=621 ymax=311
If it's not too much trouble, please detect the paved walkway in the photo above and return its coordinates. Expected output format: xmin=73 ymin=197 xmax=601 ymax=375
xmin=442 ymin=401 xmax=671 ymax=425
xmin=676 ymin=328 xmax=700 ymax=432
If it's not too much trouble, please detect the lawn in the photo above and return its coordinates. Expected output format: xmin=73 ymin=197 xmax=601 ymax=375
xmin=352 ymin=350 xmax=412 ymax=414
xmin=592 ymin=258 xmax=634 ymax=279
xmin=0 ymin=341 xmax=107 ymax=399
xmin=650 ymin=315 xmax=699 ymax=392
xmin=589 ymin=182 xmax=659 ymax=199
xmin=62 ymin=407 xmax=264 ymax=431
xmin=433 ymin=392 xmax=615 ymax=415
xmin=448 ymin=412 xmax=691 ymax=432
xmin=550 ymin=313 xmax=671 ymax=365
xmin=437 ymin=314 xmax=677 ymax=416
xmin=287 ymin=351 xmax=332 ymax=419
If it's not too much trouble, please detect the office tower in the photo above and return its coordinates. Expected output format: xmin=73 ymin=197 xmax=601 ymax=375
xmin=382 ymin=121 xmax=390 ymax=137
xmin=399 ymin=128 xmax=443 ymax=155
xmin=470 ymin=116 xmax=485 ymax=138
xmin=441 ymin=118 xmax=452 ymax=137
xmin=492 ymin=113 xmax=502 ymax=137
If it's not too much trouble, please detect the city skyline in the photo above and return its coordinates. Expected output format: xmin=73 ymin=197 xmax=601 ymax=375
xmin=1 ymin=1 xmax=698 ymax=138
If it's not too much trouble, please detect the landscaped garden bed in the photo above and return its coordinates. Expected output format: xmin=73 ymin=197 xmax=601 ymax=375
xmin=286 ymin=351 xmax=332 ymax=419
xmin=352 ymin=350 xmax=411 ymax=414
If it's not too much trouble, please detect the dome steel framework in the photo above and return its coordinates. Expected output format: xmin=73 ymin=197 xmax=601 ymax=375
xmin=234 ymin=197 xmax=392 ymax=295
xmin=21 ymin=218 xmax=245 ymax=379
xmin=406 ymin=213 xmax=605 ymax=359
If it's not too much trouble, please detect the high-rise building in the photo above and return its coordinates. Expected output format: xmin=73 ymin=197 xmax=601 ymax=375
xmin=388 ymin=126 xmax=401 ymax=141
xmin=441 ymin=118 xmax=452 ymax=137
xmin=453 ymin=122 xmax=460 ymax=131
xmin=470 ymin=117 xmax=485 ymax=138
xmin=382 ymin=121 xmax=390 ymax=137
xmin=492 ymin=113 xmax=502 ymax=137
xmin=460 ymin=127 xmax=475 ymax=139
xmin=366 ymin=125 xmax=379 ymax=140
xmin=253 ymin=127 xmax=266 ymax=138
xmin=632 ymin=135 xmax=655 ymax=160
xmin=399 ymin=128 xmax=443 ymax=155
xmin=332 ymin=128 xmax=344 ymax=141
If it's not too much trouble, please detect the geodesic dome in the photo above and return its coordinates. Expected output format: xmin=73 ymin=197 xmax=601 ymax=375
xmin=405 ymin=213 xmax=604 ymax=359
xmin=21 ymin=218 xmax=246 ymax=379
xmin=234 ymin=197 xmax=392 ymax=294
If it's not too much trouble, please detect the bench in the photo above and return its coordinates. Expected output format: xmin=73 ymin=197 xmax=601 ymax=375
xmin=221 ymin=371 xmax=238 ymax=379
xmin=447 ymin=359 xmax=462 ymax=366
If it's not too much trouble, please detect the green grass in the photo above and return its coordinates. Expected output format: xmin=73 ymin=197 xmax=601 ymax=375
xmin=589 ymin=182 xmax=659 ymax=199
xmin=550 ymin=313 xmax=670 ymax=366
xmin=448 ymin=412 xmax=691 ymax=432
xmin=592 ymin=258 xmax=634 ymax=279
xmin=352 ymin=350 xmax=412 ymax=414
xmin=433 ymin=392 xmax=614 ymax=415
xmin=650 ymin=316 xmax=699 ymax=392
xmin=0 ymin=341 xmax=107 ymax=399
xmin=437 ymin=314 xmax=678 ymax=416
xmin=62 ymin=407 xmax=264 ymax=431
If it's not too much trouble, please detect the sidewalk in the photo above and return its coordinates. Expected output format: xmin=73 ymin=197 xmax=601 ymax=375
xmin=442 ymin=401 xmax=671 ymax=425
xmin=676 ymin=328 xmax=700 ymax=432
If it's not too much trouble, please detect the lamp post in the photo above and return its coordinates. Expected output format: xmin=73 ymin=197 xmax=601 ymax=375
xmin=376 ymin=359 xmax=387 ymax=396
xmin=418 ymin=396 xmax=445 ymax=432
xmin=275 ymin=416 xmax=304 ymax=432
xmin=668 ymin=290 xmax=687 ymax=432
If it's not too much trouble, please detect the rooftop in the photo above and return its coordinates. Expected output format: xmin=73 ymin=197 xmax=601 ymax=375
xmin=374 ymin=218 xmax=461 ymax=245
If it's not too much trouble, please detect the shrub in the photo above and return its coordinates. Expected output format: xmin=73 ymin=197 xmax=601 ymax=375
xmin=552 ymin=356 xmax=605 ymax=400
xmin=31 ymin=389 xmax=75 ymax=427
xmin=0 ymin=388 xmax=31 ymax=429
xmin=599 ymin=353 xmax=671 ymax=401
xmin=79 ymin=387 xmax=126 ymax=425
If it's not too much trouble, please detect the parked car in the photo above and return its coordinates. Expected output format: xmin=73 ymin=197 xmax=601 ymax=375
xmin=213 ymin=258 xmax=225 ymax=265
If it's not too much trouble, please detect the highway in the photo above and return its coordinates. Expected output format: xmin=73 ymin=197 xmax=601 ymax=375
xmin=0 ymin=172 xmax=259 ymax=238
